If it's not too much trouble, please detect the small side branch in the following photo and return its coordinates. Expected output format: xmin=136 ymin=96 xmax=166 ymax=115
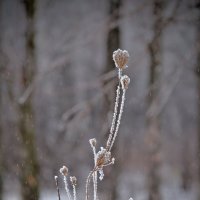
xmin=163 ymin=0 xmax=182 ymax=28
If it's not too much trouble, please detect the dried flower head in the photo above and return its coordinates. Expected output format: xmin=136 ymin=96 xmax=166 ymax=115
xmin=121 ymin=75 xmax=130 ymax=90
xmin=70 ymin=176 xmax=77 ymax=186
xmin=60 ymin=166 xmax=68 ymax=176
xmin=96 ymin=147 xmax=111 ymax=169
xmin=89 ymin=138 xmax=97 ymax=147
xmin=113 ymin=49 xmax=129 ymax=69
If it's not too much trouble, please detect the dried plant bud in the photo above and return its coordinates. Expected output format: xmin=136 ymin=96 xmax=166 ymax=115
xmin=60 ymin=166 xmax=68 ymax=176
xmin=113 ymin=49 xmax=129 ymax=70
xmin=96 ymin=147 xmax=111 ymax=168
xmin=70 ymin=176 xmax=77 ymax=186
xmin=121 ymin=75 xmax=130 ymax=90
xmin=89 ymin=138 xmax=97 ymax=147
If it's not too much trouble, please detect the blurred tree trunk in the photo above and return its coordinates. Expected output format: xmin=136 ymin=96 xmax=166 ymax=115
xmin=146 ymin=0 xmax=164 ymax=200
xmin=19 ymin=1 xmax=39 ymax=200
xmin=0 ymin=48 xmax=3 ymax=200
xmin=0 ymin=70 xmax=2 ymax=200
xmin=196 ymin=0 xmax=200 ymax=198
xmin=102 ymin=0 xmax=121 ymax=199
xmin=0 ymin=76 xmax=2 ymax=200
xmin=0 ymin=0 xmax=3 ymax=198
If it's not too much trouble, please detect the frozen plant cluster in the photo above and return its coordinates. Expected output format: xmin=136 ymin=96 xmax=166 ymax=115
xmin=55 ymin=49 xmax=132 ymax=200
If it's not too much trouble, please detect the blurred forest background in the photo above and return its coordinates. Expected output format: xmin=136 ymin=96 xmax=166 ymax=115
xmin=0 ymin=0 xmax=200 ymax=199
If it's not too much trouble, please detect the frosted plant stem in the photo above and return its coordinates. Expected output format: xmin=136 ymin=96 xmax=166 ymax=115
xmin=91 ymin=146 xmax=98 ymax=200
xmin=102 ymin=161 xmax=114 ymax=167
xmin=93 ymin=172 xmax=97 ymax=200
xmin=91 ymin=146 xmax=96 ymax=166
xmin=63 ymin=176 xmax=72 ymax=200
xmin=54 ymin=176 xmax=61 ymax=200
xmin=86 ymin=170 xmax=95 ymax=200
xmin=118 ymin=69 xmax=122 ymax=79
xmin=109 ymin=89 xmax=126 ymax=151
xmin=106 ymin=84 xmax=120 ymax=150
xmin=72 ymin=185 xmax=77 ymax=200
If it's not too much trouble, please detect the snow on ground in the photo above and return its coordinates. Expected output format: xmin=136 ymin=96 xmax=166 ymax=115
xmin=3 ymin=170 xmax=197 ymax=200
xmin=3 ymin=187 xmax=197 ymax=200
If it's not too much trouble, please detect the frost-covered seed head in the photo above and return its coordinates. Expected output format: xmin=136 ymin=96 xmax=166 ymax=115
xmin=60 ymin=166 xmax=68 ymax=176
xmin=121 ymin=75 xmax=130 ymax=90
xmin=89 ymin=138 xmax=97 ymax=147
xmin=96 ymin=148 xmax=111 ymax=168
xmin=70 ymin=176 xmax=77 ymax=186
xmin=113 ymin=49 xmax=129 ymax=69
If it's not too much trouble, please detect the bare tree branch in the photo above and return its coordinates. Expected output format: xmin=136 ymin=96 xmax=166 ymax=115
xmin=163 ymin=0 xmax=183 ymax=28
